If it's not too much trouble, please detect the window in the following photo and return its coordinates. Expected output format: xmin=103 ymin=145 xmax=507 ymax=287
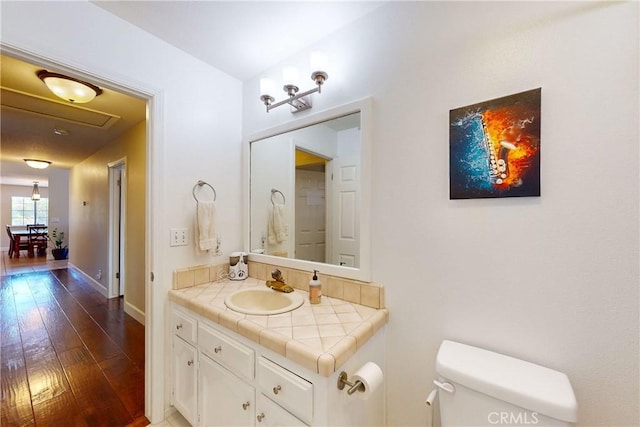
xmin=11 ymin=197 xmax=48 ymax=226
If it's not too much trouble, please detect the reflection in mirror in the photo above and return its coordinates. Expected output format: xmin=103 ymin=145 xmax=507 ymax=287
xmin=250 ymin=112 xmax=361 ymax=268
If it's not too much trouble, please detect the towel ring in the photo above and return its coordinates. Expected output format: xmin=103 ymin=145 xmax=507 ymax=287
xmin=271 ymin=189 xmax=285 ymax=206
xmin=193 ymin=180 xmax=217 ymax=202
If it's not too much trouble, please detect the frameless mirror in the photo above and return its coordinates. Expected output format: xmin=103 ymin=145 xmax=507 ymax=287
xmin=248 ymin=102 xmax=370 ymax=281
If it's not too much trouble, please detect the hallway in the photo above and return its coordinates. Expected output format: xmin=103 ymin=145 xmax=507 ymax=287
xmin=0 ymin=267 xmax=147 ymax=426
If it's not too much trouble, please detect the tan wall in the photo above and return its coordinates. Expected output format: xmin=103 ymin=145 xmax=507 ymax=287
xmin=69 ymin=121 xmax=146 ymax=316
xmin=48 ymin=169 xmax=70 ymax=252
xmin=1 ymin=184 xmax=50 ymax=247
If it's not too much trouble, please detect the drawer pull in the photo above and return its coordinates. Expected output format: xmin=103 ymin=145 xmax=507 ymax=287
xmin=273 ymin=385 xmax=282 ymax=395
xmin=242 ymin=401 xmax=250 ymax=410
xmin=187 ymin=360 xmax=194 ymax=366
xmin=214 ymin=346 xmax=222 ymax=354
xmin=176 ymin=323 xmax=183 ymax=330
xmin=257 ymin=413 xmax=265 ymax=422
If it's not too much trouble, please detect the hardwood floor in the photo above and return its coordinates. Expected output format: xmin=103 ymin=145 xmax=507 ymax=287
xmin=1 ymin=267 xmax=148 ymax=426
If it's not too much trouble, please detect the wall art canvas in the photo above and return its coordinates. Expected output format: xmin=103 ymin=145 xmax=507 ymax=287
xmin=449 ymin=88 xmax=541 ymax=199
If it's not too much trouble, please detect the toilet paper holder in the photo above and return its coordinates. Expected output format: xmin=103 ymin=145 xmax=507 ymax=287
xmin=337 ymin=371 xmax=366 ymax=395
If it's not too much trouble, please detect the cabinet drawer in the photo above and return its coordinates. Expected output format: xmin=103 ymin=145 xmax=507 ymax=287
xmin=256 ymin=393 xmax=307 ymax=427
xmin=199 ymin=322 xmax=255 ymax=380
xmin=257 ymin=357 xmax=313 ymax=424
xmin=172 ymin=309 xmax=197 ymax=344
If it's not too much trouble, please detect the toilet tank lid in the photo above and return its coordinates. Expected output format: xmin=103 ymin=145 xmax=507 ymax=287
xmin=436 ymin=340 xmax=577 ymax=423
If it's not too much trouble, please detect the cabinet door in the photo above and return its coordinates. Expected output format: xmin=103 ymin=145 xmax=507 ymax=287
xmin=256 ymin=394 xmax=307 ymax=427
xmin=173 ymin=336 xmax=198 ymax=426
xmin=199 ymin=354 xmax=255 ymax=427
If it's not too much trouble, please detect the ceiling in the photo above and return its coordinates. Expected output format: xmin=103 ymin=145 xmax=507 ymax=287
xmin=92 ymin=1 xmax=386 ymax=80
xmin=0 ymin=54 xmax=147 ymax=186
xmin=1 ymin=2 xmax=385 ymax=187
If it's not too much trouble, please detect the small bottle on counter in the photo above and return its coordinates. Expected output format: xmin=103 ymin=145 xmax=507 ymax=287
xmin=309 ymin=270 xmax=321 ymax=304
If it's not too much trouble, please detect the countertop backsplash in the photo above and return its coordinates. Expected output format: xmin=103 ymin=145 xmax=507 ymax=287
xmin=173 ymin=261 xmax=384 ymax=309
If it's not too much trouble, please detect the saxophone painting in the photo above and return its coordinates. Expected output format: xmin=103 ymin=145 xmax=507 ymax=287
xmin=450 ymin=88 xmax=541 ymax=199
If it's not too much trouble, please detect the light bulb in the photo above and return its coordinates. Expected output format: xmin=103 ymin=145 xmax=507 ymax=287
xmin=260 ymin=78 xmax=275 ymax=96
xmin=282 ymin=67 xmax=299 ymax=86
xmin=310 ymin=51 xmax=328 ymax=72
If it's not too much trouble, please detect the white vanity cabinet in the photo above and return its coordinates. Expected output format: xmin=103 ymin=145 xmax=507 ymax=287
xmin=170 ymin=303 xmax=385 ymax=427
xmin=171 ymin=307 xmax=308 ymax=427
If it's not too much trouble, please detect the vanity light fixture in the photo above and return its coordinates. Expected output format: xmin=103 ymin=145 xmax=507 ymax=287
xmin=31 ymin=181 xmax=41 ymax=201
xmin=37 ymin=70 xmax=103 ymax=104
xmin=259 ymin=51 xmax=329 ymax=113
xmin=24 ymin=159 xmax=51 ymax=169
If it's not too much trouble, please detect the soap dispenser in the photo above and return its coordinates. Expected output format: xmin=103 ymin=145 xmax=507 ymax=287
xmin=309 ymin=270 xmax=321 ymax=304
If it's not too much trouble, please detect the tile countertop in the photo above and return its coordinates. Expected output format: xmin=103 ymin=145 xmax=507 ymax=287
xmin=168 ymin=277 xmax=389 ymax=377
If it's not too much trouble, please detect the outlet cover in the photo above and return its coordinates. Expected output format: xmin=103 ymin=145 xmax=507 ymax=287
xmin=170 ymin=228 xmax=188 ymax=247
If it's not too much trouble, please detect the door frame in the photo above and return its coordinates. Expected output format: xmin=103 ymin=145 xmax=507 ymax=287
xmin=108 ymin=158 xmax=126 ymax=298
xmin=0 ymin=44 xmax=165 ymax=423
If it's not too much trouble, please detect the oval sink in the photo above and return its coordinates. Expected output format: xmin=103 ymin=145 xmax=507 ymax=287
xmin=224 ymin=288 xmax=304 ymax=316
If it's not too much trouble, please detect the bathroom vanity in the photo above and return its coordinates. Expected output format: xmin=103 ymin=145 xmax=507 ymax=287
xmin=168 ymin=277 xmax=387 ymax=427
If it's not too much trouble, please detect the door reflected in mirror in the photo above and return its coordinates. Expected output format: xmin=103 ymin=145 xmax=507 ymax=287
xmin=250 ymin=112 xmax=361 ymax=268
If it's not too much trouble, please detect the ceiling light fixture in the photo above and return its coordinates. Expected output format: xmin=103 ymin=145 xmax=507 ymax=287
xmin=53 ymin=128 xmax=70 ymax=136
xmin=31 ymin=181 xmax=41 ymax=201
xmin=259 ymin=51 xmax=329 ymax=113
xmin=24 ymin=159 xmax=51 ymax=169
xmin=37 ymin=70 xmax=103 ymax=103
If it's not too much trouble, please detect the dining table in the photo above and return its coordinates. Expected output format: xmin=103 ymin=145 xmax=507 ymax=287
xmin=11 ymin=228 xmax=48 ymax=258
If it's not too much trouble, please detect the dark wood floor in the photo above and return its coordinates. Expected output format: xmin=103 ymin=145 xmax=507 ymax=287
xmin=1 ymin=268 xmax=148 ymax=426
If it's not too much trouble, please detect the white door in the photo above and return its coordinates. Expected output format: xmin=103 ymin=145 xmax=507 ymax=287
xmin=331 ymin=154 xmax=360 ymax=267
xmin=108 ymin=161 xmax=126 ymax=297
xmin=172 ymin=336 xmax=198 ymax=426
xmin=295 ymin=169 xmax=326 ymax=263
xmin=199 ymin=354 xmax=255 ymax=427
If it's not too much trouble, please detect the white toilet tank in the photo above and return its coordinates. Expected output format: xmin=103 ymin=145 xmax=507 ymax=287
xmin=435 ymin=340 xmax=577 ymax=427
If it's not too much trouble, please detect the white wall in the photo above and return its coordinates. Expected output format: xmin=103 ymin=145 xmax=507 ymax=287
xmin=1 ymin=1 xmax=242 ymax=422
xmin=243 ymin=2 xmax=639 ymax=426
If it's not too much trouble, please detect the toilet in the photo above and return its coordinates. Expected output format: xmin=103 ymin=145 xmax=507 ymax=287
xmin=434 ymin=340 xmax=578 ymax=426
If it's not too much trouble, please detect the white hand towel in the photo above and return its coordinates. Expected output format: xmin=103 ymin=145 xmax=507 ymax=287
xmin=196 ymin=201 xmax=216 ymax=251
xmin=268 ymin=203 xmax=287 ymax=244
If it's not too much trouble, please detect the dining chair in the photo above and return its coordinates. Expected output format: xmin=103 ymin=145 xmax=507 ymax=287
xmin=6 ymin=225 xmax=29 ymax=258
xmin=6 ymin=225 xmax=14 ymax=258
xmin=27 ymin=224 xmax=48 ymax=257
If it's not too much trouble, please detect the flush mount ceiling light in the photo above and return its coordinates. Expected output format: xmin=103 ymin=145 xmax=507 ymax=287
xmin=259 ymin=51 xmax=329 ymax=113
xmin=37 ymin=70 xmax=103 ymax=103
xmin=24 ymin=159 xmax=51 ymax=169
xmin=53 ymin=128 xmax=70 ymax=136
xmin=32 ymin=181 xmax=41 ymax=201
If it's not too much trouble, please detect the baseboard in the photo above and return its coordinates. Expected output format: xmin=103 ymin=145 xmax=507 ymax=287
xmin=125 ymin=300 xmax=145 ymax=325
xmin=68 ymin=263 xmax=108 ymax=297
